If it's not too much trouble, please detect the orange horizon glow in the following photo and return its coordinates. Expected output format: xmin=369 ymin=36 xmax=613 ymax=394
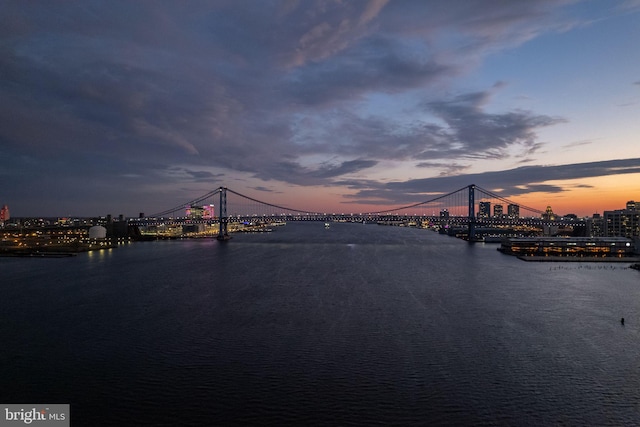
xmin=507 ymin=175 xmax=640 ymax=217
xmin=263 ymin=175 xmax=640 ymax=218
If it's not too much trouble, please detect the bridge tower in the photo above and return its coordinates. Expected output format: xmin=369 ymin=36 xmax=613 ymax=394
xmin=217 ymin=186 xmax=231 ymax=241
xmin=468 ymin=184 xmax=476 ymax=241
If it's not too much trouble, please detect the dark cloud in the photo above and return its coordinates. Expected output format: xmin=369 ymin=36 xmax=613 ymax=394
xmin=416 ymin=162 xmax=471 ymax=176
xmin=422 ymin=90 xmax=565 ymax=160
xmin=282 ymin=35 xmax=452 ymax=106
xmin=562 ymin=140 xmax=595 ymax=149
xmin=290 ymin=87 xmax=562 ymax=163
xmin=379 ymin=0 xmax=578 ymax=56
xmin=183 ymin=170 xmax=226 ymax=182
xmin=0 ymin=1 xmax=627 ymax=215
xmin=313 ymin=159 xmax=379 ymax=178
xmin=252 ymin=159 xmax=378 ymax=186
xmin=251 ymin=186 xmax=277 ymax=193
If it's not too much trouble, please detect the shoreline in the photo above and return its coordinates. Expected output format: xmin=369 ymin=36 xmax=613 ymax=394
xmin=0 ymin=251 xmax=78 ymax=258
xmin=515 ymin=256 xmax=640 ymax=263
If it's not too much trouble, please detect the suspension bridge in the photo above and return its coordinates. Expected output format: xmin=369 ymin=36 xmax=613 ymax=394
xmin=130 ymin=184 xmax=578 ymax=242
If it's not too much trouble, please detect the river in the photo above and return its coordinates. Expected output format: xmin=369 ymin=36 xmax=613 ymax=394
xmin=1 ymin=222 xmax=639 ymax=425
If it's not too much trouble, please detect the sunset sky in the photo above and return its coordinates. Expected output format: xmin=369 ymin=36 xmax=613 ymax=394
xmin=1 ymin=0 xmax=640 ymax=217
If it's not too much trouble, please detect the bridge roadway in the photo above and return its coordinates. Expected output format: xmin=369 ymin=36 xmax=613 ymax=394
xmin=130 ymin=214 xmax=586 ymax=231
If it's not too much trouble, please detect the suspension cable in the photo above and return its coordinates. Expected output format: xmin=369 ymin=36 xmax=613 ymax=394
xmin=474 ymin=185 xmax=544 ymax=215
xmin=225 ymin=188 xmax=321 ymax=215
xmin=365 ymin=185 xmax=470 ymax=215
xmin=148 ymin=184 xmax=545 ymax=218
xmin=148 ymin=188 xmax=221 ymax=217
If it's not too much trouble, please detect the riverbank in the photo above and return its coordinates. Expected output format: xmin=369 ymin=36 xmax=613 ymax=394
xmin=515 ymin=255 xmax=640 ymax=262
xmin=0 ymin=251 xmax=78 ymax=258
xmin=0 ymin=247 xmax=107 ymax=257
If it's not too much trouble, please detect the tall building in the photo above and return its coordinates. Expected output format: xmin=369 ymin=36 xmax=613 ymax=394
xmin=604 ymin=204 xmax=640 ymax=237
xmin=440 ymin=209 xmax=449 ymax=219
xmin=588 ymin=213 xmax=604 ymax=237
xmin=478 ymin=202 xmax=491 ymax=218
xmin=493 ymin=204 xmax=503 ymax=218
xmin=507 ymin=204 xmax=520 ymax=219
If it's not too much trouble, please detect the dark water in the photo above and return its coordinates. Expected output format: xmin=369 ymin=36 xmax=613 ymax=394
xmin=2 ymin=222 xmax=640 ymax=426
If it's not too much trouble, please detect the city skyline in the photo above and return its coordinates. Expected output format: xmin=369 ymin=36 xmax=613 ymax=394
xmin=2 ymin=1 xmax=640 ymax=217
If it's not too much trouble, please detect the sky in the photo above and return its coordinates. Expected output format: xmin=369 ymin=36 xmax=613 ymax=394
xmin=1 ymin=0 xmax=640 ymax=217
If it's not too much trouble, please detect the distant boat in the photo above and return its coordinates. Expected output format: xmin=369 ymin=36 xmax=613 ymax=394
xmin=324 ymin=222 xmax=330 ymax=228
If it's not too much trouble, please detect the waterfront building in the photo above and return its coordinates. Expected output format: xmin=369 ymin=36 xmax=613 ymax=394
xmin=440 ymin=209 xmax=449 ymax=219
xmin=499 ymin=236 xmax=636 ymax=258
xmin=183 ymin=224 xmax=205 ymax=234
xmin=0 ymin=223 xmax=124 ymax=255
xmin=89 ymin=225 xmax=107 ymax=239
xmin=493 ymin=204 xmax=503 ymax=218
